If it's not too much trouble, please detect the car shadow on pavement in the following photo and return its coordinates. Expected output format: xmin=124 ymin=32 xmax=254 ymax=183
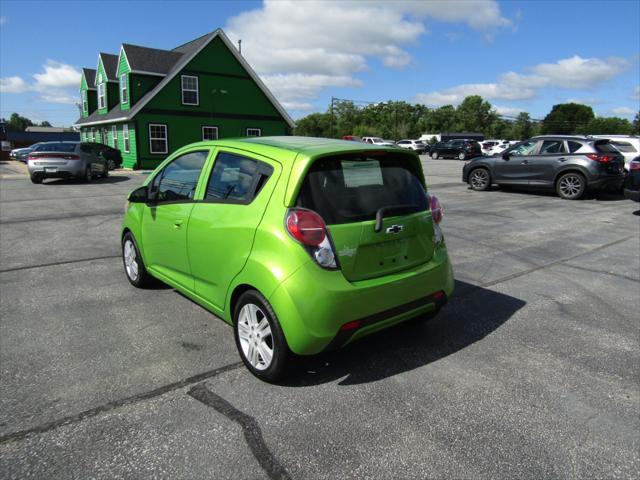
xmin=43 ymin=176 xmax=130 ymax=185
xmin=283 ymin=280 xmax=525 ymax=386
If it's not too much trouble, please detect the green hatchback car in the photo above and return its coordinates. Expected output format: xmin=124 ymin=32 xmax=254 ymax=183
xmin=122 ymin=137 xmax=454 ymax=381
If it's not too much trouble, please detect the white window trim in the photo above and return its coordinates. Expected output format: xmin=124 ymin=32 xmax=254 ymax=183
xmin=98 ymin=83 xmax=106 ymax=109
xmin=90 ymin=128 xmax=95 ymax=142
xmin=82 ymin=90 xmax=88 ymax=114
xmin=202 ymin=126 xmax=218 ymax=141
xmin=120 ymin=74 xmax=128 ymax=105
xmin=181 ymin=75 xmax=199 ymax=106
xmin=123 ymin=124 xmax=130 ymax=153
xmin=149 ymin=123 xmax=168 ymax=154
xmin=246 ymin=128 xmax=261 ymax=137
xmin=112 ymin=125 xmax=118 ymax=148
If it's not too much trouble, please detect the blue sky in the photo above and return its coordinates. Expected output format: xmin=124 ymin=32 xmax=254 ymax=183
xmin=1 ymin=0 xmax=638 ymax=127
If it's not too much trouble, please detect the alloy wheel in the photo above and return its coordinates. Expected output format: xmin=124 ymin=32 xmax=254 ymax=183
xmin=237 ymin=303 xmax=274 ymax=371
xmin=470 ymin=169 xmax=489 ymax=189
xmin=559 ymin=175 xmax=582 ymax=198
xmin=123 ymin=239 xmax=139 ymax=281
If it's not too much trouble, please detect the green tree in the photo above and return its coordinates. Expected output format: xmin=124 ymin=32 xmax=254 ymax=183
xmin=633 ymin=111 xmax=640 ymax=135
xmin=293 ymin=112 xmax=331 ymax=137
xmin=507 ymin=112 xmax=535 ymax=140
xmin=541 ymin=103 xmax=595 ymax=134
xmin=454 ymin=95 xmax=498 ymax=133
xmin=7 ymin=113 xmax=35 ymax=131
xmin=577 ymin=117 xmax=634 ymax=135
xmin=39 ymin=121 xmax=52 ymax=127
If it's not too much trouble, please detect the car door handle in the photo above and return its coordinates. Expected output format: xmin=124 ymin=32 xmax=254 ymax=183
xmin=521 ymin=160 xmax=529 ymax=164
xmin=558 ymin=157 xmax=567 ymax=161
xmin=173 ymin=219 xmax=183 ymax=229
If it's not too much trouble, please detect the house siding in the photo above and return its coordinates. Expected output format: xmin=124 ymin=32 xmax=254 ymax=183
xmin=75 ymin=31 xmax=291 ymax=170
xmin=117 ymin=52 xmax=131 ymax=111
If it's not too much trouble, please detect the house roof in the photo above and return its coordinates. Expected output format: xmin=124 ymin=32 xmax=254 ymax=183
xmin=122 ymin=43 xmax=183 ymax=75
xmin=82 ymin=68 xmax=96 ymax=90
xmin=74 ymin=29 xmax=294 ymax=129
xmin=98 ymin=53 xmax=119 ymax=82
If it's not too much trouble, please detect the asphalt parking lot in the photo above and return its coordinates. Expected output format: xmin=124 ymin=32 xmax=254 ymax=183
xmin=1 ymin=157 xmax=638 ymax=479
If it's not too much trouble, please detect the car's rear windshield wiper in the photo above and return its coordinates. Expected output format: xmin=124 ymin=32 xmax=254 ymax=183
xmin=374 ymin=204 xmax=419 ymax=232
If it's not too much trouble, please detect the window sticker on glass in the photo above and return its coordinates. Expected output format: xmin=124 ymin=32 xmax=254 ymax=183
xmin=220 ymin=167 xmax=240 ymax=183
xmin=341 ymin=160 xmax=384 ymax=187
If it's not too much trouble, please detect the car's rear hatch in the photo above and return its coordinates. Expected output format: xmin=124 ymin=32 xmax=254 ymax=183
xmin=593 ymin=140 xmax=626 ymax=174
xmin=29 ymin=144 xmax=79 ymax=165
xmin=295 ymin=151 xmax=435 ymax=282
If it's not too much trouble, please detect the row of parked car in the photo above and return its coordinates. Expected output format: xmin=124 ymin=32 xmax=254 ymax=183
xmin=10 ymin=142 xmax=123 ymax=170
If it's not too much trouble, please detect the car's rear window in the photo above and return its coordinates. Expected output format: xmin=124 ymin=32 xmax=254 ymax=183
xmin=611 ymin=141 xmax=637 ymax=153
xmin=33 ymin=143 xmax=77 ymax=153
xmin=594 ymin=140 xmax=620 ymax=154
xmin=296 ymin=154 xmax=428 ymax=225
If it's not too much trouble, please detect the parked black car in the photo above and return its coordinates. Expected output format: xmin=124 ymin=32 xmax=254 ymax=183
xmin=86 ymin=143 xmax=122 ymax=170
xmin=462 ymin=135 xmax=626 ymax=200
xmin=623 ymin=156 xmax=640 ymax=202
xmin=430 ymin=139 xmax=481 ymax=160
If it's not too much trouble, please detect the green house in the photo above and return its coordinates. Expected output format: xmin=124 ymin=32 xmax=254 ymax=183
xmin=73 ymin=29 xmax=294 ymax=169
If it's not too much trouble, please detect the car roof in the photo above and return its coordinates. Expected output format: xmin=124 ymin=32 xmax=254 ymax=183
xmin=185 ymin=136 xmax=403 ymax=160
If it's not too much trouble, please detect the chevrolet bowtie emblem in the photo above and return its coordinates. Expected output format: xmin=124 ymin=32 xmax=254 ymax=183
xmin=385 ymin=225 xmax=403 ymax=234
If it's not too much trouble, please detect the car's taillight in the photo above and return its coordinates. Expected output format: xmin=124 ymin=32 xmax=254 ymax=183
xmin=427 ymin=194 xmax=443 ymax=224
xmin=586 ymin=153 xmax=613 ymax=163
xmin=630 ymin=161 xmax=640 ymax=171
xmin=27 ymin=155 xmax=37 ymax=160
xmin=286 ymin=208 xmax=338 ymax=269
xmin=63 ymin=154 xmax=80 ymax=160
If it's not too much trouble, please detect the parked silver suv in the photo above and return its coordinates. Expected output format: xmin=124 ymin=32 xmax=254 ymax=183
xmin=27 ymin=142 xmax=109 ymax=184
xmin=462 ymin=135 xmax=625 ymax=199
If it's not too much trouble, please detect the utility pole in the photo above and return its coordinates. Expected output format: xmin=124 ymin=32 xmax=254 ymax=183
xmin=330 ymin=96 xmax=335 ymax=138
xmin=237 ymin=39 xmax=242 ymax=55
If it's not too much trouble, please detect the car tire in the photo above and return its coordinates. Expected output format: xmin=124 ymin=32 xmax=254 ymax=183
xmin=234 ymin=290 xmax=291 ymax=383
xmin=431 ymin=152 xmax=439 ymax=160
xmin=556 ymin=172 xmax=586 ymax=200
xmin=107 ymin=159 xmax=116 ymax=170
xmin=122 ymin=232 xmax=154 ymax=288
xmin=102 ymin=164 xmax=109 ymax=178
xmin=30 ymin=175 xmax=43 ymax=184
xmin=84 ymin=166 xmax=93 ymax=183
xmin=458 ymin=152 xmax=466 ymax=160
xmin=469 ymin=167 xmax=491 ymax=191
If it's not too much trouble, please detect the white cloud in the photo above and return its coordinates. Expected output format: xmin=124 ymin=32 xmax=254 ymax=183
xmin=39 ymin=92 xmax=78 ymax=105
xmin=416 ymin=55 xmax=631 ymax=107
xmin=33 ymin=60 xmax=81 ymax=90
xmin=494 ymin=105 xmax=525 ymax=116
xmin=530 ymin=55 xmax=629 ymax=89
xmin=0 ymin=16 xmax=6 ymax=25
xmin=0 ymin=76 xmax=29 ymax=93
xmin=566 ymin=97 xmax=604 ymax=106
xmin=225 ymin=0 xmax=509 ymax=109
xmin=611 ymin=106 xmax=636 ymax=116
xmin=1 ymin=61 xmax=81 ymax=109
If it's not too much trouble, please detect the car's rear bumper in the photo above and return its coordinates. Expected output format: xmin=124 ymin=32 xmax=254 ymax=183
xmin=28 ymin=161 xmax=84 ymax=178
xmin=624 ymin=188 xmax=640 ymax=202
xmin=269 ymin=246 xmax=455 ymax=355
xmin=587 ymin=175 xmax=625 ymax=191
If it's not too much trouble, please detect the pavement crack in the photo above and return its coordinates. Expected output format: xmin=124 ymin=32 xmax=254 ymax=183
xmin=0 ymin=362 xmax=243 ymax=445
xmin=188 ymin=383 xmax=292 ymax=480
xmin=0 ymin=255 xmax=121 ymax=273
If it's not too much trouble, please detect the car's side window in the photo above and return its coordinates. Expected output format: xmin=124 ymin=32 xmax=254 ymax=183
xmin=204 ymin=151 xmax=273 ymax=204
xmin=540 ymin=140 xmax=567 ymax=155
xmin=567 ymin=141 xmax=583 ymax=153
xmin=151 ymin=150 xmax=208 ymax=203
xmin=510 ymin=141 xmax=538 ymax=156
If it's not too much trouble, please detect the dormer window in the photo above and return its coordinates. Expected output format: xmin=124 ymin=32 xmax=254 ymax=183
xmin=98 ymin=82 xmax=106 ymax=109
xmin=181 ymin=75 xmax=199 ymax=105
xmin=120 ymin=74 xmax=128 ymax=104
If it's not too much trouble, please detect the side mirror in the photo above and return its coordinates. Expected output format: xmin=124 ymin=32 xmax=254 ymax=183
xmin=502 ymin=152 xmax=510 ymax=160
xmin=128 ymin=186 xmax=149 ymax=203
